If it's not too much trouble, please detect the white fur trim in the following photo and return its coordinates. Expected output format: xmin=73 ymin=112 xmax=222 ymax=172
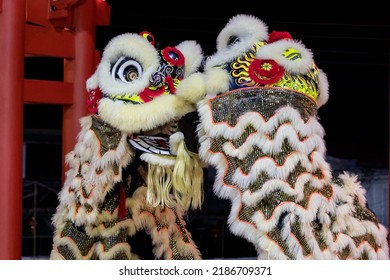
xmin=256 ymin=39 xmax=314 ymax=74
xmin=198 ymin=102 xmax=325 ymax=139
xmin=317 ymin=68 xmax=329 ymax=107
xmin=203 ymin=67 xmax=231 ymax=98
xmin=98 ymin=95 xmax=195 ymax=134
xmin=175 ymin=72 xmax=207 ymax=104
xmin=97 ymin=33 xmax=160 ymax=97
xmin=176 ymin=40 xmax=204 ymax=77
xmin=169 ymin=132 xmax=184 ymax=155
xmin=206 ymin=14 xmax=268 ymax=69
xmin=140 ymin=153 xmax=176 ymax=167
xmin=86 ymin=72 xmax=98 ymax=91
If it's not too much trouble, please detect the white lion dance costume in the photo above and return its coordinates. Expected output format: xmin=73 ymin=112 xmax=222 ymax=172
xmin=50 ymin=31 xmax=206 ymax=260
xmin=196 ymin=14 xmax=389 ymax=259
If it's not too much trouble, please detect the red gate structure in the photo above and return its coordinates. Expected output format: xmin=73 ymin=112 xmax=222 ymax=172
xmin=0 ymin=0 xmax=389 ymax=261
xmin=0 ymin=0 xmax=110 ymax=260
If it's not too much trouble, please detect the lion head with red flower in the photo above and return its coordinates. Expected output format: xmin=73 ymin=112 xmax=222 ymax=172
xmin=201 ymin=14 xmax=329 ymax=108
xmin=195 ymin=14 xmax=389 ymax=260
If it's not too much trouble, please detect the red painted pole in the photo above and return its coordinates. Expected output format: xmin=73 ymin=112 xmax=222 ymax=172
xmin=62 ymin=0 xmax=96 ymax=180
xmin=0 ymin=0 xmax=25 ymax=260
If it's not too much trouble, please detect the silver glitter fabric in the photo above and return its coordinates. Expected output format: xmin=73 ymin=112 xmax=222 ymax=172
xmin=198 ymin=87 xmax=389 ymax=259
xmin=210 ymin=87 xmax=317 ymax=124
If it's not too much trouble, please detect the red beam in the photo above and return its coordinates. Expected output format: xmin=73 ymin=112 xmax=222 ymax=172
xmin=24 ymin=79 xmax=73 ymax=104
xmin=26 ymin=0 xmax=79 ymax=29
xmin=25 ymin=23 xmax=75 ymax=58
xmin=25 ymin=0 xmax=50 ymax=26
xmin=0 ymin=0 xmax=25 ymax=260
xmin=49 ymin=0 xmax=79 ymax=10
xmin=96 ymin=0 xmax=110 ymax=26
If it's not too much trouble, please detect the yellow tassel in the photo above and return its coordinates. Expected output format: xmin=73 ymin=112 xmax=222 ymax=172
xmin=172 ymin=138 xmax=204 ymax=210
xmin=145 ymin=139 xmax=204 ymax=210
xmin=146 ymin=159 xmax=175 ymax=208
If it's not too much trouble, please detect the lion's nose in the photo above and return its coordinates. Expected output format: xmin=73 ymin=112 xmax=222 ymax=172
xmin=149 ymin=71 xmax=165 ymax=87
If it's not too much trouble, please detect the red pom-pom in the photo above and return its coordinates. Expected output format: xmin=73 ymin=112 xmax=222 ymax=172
xmin=268 ymin=31 xmax=293 ymax=43
xmin=87 ymin=87 xmax=103 ymax=114
xmin=249 ymin=59 xmax=284 ymax=85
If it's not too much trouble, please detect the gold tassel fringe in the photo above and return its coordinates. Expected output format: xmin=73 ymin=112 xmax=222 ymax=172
xmin=146 ymin=139 xmax=204 ymax=210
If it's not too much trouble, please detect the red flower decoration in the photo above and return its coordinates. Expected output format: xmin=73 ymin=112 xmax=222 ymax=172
xmin=249 ymin=59 xmax=284 ymax=85
xmin=87 ymin=87 xmax=103 ymax=114
xmin=268 ymin=31 xmax=292 ymax=43
xmin=161 ymin=46 xmax=185 ymax=66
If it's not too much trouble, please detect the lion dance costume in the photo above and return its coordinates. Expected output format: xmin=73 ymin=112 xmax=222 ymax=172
xmin=50 ymin=31 xmax=206 ymax=260
xmin=196 ymin=14 xmax=389 ymax=259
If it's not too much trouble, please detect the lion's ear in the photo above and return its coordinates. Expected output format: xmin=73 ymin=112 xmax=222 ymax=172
xmin=175 ymin=40 xmax=204 ymax=77
xmin=256 ymin=38 xmax=314 ymax=75
xmin=216 ymin=14 xmax=268 ymax=53
xmin=317 ymin=68 xmax=329 ymax=108
xmin=86 ymin=72 xmax=98 ymax=92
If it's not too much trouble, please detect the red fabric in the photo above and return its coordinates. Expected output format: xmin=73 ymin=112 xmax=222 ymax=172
xmin=118 ymin=183 xmax=127 ymax=220
xmin=268 ymin=31 xmax=293 ymax=43
xmin=139 ymin=86 xmax=165 ymax=102
xmin=165 ymin=76 xmax=176 ymax=94
xmin=87 ymin=87 xmax=103 ymax=114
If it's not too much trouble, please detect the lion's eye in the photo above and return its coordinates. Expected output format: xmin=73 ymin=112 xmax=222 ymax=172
xmin=111 ymin=56 xmax=143 ymax=83
xmin=168 ymin=50 xmax=180 ymax=61
xmin=227 ymin=36 xmax=240 ymax=47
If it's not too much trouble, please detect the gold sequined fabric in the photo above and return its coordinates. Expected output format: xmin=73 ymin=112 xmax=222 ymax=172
xmin=91 ymin=116 xmax=122 ymax=156
xmin=199 ymin=87 xmax=388 ymax=259
xmin=53 ymin=164 xmax=201 ymax=260
xmin=211 ymin=87 xmax=317 ymax=125
xmin=60 ymin=221 xmax=97 ymax=257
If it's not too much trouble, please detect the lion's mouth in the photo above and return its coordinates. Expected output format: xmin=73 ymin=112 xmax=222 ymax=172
xmin=107 ymin=94 xmax=144 ymax=104
xmin=107 ymin=77 xmax=181 ymax=104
